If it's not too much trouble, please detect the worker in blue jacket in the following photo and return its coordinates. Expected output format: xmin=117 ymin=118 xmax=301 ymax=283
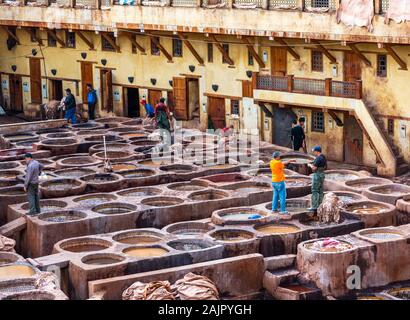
xmin=86 ymin=83 xmax=97 ymax=121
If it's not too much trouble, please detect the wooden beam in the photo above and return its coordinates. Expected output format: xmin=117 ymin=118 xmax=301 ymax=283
xmin=260 ymin=104 xmax=274 ymax=118
xmin=178 ymin=33 xmax=204 ymax=65
xmin=243 ymin=37 xmax=265 ymax=68
xmin=348 ymin=43 xmax=371 ymax=67
xmin=148 ymin=34 xmax=173 ymax=63
xmin=46 ymin=29 xmax=66 ymax=48
xmin=385 ymin=45 xmax=408 ymax=70
xmin=101 ymin=32 xmax=121 ymax=53
xmin=123 ymin=32 xmax=146 ymax=55
xmin=208 ymin=34 xmax=234 ymax=66
xmin=24 ymin=28 xmax=43 ymax=46
xmin=3 ymin=26 xmax=20 ymax=45
xmin=328 ymin=110 xmax=343 ymax=126
xmin=76 ymin=31 xmax=95 ymax=50
xmin=275 ymin=38 xmax=300 ymax=61
xmin=311 ymin=39 xmax=337 ymax=64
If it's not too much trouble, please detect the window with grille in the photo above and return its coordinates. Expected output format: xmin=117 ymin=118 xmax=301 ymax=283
xmin=311 ymin=0 xmax=329 ymax=8
xmin=30 ymin=28 xmax=38 ymax=43
xmin=248 ymin=50 xmax=254 ymax=66
xmin=65 ymin=31 xmax=76 ymax=48
xmin=172 ymin=38 xmax=183 ymax=57
xmin=312 ymin=111 xmax=325 ymax=132
xmin=222 ymin=43 xmax=230 ymax=64
xmin=151 ymin=37 xmax=160 ymax=56
xmin=377 ymin=54 xmax=387 ymax=78
xmin=47 ymin=33 xmax=57 ymax=47
xmin=231 ymin=100 xmax=240 ymax=116
xmin=387 ymin=118 xmax=394 ymax=136
xmin=311 ymin=50 xmax=323 ymax=72
xmin=207 ymin=43 xmax=213 ymax=63
xmin=101 ymin=33 xmax=116 ymax=52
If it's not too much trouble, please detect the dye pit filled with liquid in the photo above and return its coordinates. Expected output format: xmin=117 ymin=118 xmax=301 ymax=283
xmin=325 ymin=173 xmax=360 ymax=182
xmin=0 ymin=265 xmax=36 ymax=279
xmin=347 ymin=204 xmax=388 ymax=214
xmin=211 ymin=230 xmax=254 ymax=242
xmin=255 ymin=224 xmax=300 ymax=234
xmin=123 ymin=247 xmax=168 ymax=258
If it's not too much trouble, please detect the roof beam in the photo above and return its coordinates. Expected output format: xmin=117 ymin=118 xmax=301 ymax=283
xmin=122 ymin=32 xmax=146 ymax=54
xmin=178 ymin=33 xmax=204 ymax=65
xmin=328 ymin=110 xmax=343 ymax=126
xmin=243 ymin=37 xmax=265 ymax=68
xmin=348 ymin=43 xmax=371 ymax=67
xmin=275 ymin=38 xmax=300 ymax=61
xmin=76 ymin=31 xmax=95 ymax=50
xmin=147 ymin=33 xmax=173 ymax=63
xmin=101 ymin=32 xmax=121 ymax=53
xmin=208 ymin=34 xmax=234 ymax=66
xmin=384 ymin=45 xmax=407 ymax=70
xmin=3 ymin=26 xmax=20 ymax=45
xmin=46 ymin=29 xmax=66 ymax=48
xmin=311 ymin=39 xmax=337 ymax=64
xmin=25 ymin=28 xmax=43 ymax=46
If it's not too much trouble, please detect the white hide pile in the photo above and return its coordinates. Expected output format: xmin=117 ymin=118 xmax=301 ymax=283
xmin=336 ymin=0 xmax=375 ymax=32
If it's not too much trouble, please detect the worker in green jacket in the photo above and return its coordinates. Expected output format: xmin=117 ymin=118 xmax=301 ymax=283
xmin=308 ymin=146 xmax=327 ymax=213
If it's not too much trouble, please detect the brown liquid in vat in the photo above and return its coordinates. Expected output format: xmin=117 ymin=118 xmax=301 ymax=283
xmin=123 ymin=247 xmax=168 ymax=258
xmin=256 ymin=224 xmax=299 ymax=234
xmin=0 ymin=265 xmax=35 ymax=279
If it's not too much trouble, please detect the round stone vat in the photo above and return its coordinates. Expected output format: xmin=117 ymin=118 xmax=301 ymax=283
xmin=56 ymin=156 xmax=102 ymax=169
xmin=246 ymin=168 xmax=298 ymax=178
xmin=285 ymin=176 xmax=312 ymax=187
xmin=92 ymin=202 xmax=137 ymax=215
xmin=302 ymin=238 xmax=355 ymax=253
xmin=83 ymin=134 xmax=121 ymax=143
xmin=88 ymin=142 xmax=131 ymax=155
xmin=110 ymin=163 xmax=138 ymax=172
xmin=0 ymin=170 xmax=23 ymax=180
xmin=81 ymin=253 xmax=126 ymax=265
xmin=141 ymin=196 xmax=184 ymax=207
xmin=183 ymin=143 xmax=216 ymax=158
xmin=384 ymin=287 xmax=410 ymax=300
xmin=80 ymin=173 xmax=124 ymax=192
xmin=212 ymin=207 xmax=272 ymax=225
xmin=75 ymin=129 xmax=107 ymax=136
xmin=163 ymin=221 xmax=214 ymax=236
xmin=40 ymin=138 xmax=79 ymax=155
xmin=0 ymin=161 xmax=20 ymax=170
xmin=254 ymin=223 xmax=300 ymax=235
xmin=167 ymin=180 xmax=209 ymax=192
xmin=280 ymin=152 xmax=315 ymax=175
xmin=355 ymin=228 xmax=405 ymax=242
xmin=122 ymin=246 xmax=169 ymax=258
xmin=55 ymin=237 xmax=113 ymax=253
xmin=182 ymin=133 xmax=218 ymax=145
xmin=111 ymin=127 xmax=142 ymax=134
xmin=363 ymin=183 xmax=410 ymax=205
xmin=0 ymin=278 xmax=36 ymax=294
xmin=207 ymin=229 xmax=259 ymax=257
xmin=119 ymin=132 xmax=148 ymax=140
xmin=167 ymin=239 xmax=214 ymax=251
xmin=40 ymin=178 xmax=86 ymax=198
xmin=36 ymin=128 xmax=69 ymax=135
xmin=324 ymin=170 xmax=363 ymax=183
xmin=44 ymin=132 xmax=75 ymax=139
xmin=0 ymin=252 xmax=20 ymax=266
xmin=137 ymin=158 xmax=172 ymax=167
xmin=93 ymin=150 xmax=135 ymax=163
xmin=330 ymin=191 xmax=367 ymax=204
xmin=0 ymin=180 xmax=20 ymax=188
xmin=119 ymin=168 xmax=156 ymax=179
xmin=159 ymin=163 xmax=197 ymax=174
xmin=95 ymin=117 xmax=129 ymax=125
xmin=188 ymin=189 xmax=229 ymax=201
xmin=341 ymin=200 xmax=396 ymax=228
xmin=73 ymin=193 xmax=118 ymax=207
xmin=224 ymin=181 xmax=272 ymax=195
xmin=54 ymin=167 xmax=96 ymax=178
xmin=3 ymin=132 xmax=37 ymax=142
xmin=121 ymin=119 xmax=143 ymax=126
xmin=200 ymin=162 xmax=238 ymax=171
xmin=2 ymin=291 xmax=57 ymax=300
xmin=36 ymin=159 xmax=55 ymax=169
xmin=0 ymin=264 xmax=36 ymax=280
xmin=344 ymin=177 xmax=394 ymax=193
xmin=14 ymin=139 xmax=38 ymax=148
xmin=201 ymin=173 xmax=250 ymax=185
xmin=132 ymin=141 xmax=158 ymax=153
xmin=21 ymin=199 xmax=68 ymax=213
xmin=0 ymin=186 xmax=26 ymax=196
xmin=117 ymin=187 xmax=162 ymax=198
xmin=38 ymin=210 xmax=87 ymax=223
xmin=113 ymin=230 xmax=163 ymax=245
xmin=396 ymin=195 xmax=410 ymax=214
xmin=265 ymin=198 xmax=311 ymax=214
xmin=71 ymin=122 xmax=105 ymax=130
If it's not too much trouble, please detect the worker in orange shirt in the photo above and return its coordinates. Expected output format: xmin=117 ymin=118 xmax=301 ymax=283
xmin=270 ymin=151 xmax=295 ymax=217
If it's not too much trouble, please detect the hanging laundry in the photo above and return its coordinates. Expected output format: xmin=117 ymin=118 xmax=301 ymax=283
xmin=336 ymin=0 xmax=375 ymax=32
xmin=385 ymin=0 xmax=410 ymax=24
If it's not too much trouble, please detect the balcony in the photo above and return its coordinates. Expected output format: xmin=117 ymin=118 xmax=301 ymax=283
xmin=254 ymin=73 xmax=362 ymax=99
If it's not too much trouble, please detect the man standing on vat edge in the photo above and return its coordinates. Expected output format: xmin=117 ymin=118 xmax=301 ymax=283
xmin=308 ymin=146 xmax=327 ymax=214
xmin=24 ymin=153 xmax=44 ymax=215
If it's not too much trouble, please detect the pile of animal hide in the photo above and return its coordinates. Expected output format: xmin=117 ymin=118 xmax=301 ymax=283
xmin=336 ymin=0 xmax=374 ymax=32
xmin=203 ymin=1 xmax=226 ymax=9
xmin=316 ymin=192 xmax=347 ymax=224
xmin=0 ymin=235 xmax=16 ymax=252
xmin=310 ymin=237 xmax=352 ymax=251
xmin=34 ymin=272 xmax=59 ymax=291
xmin=232 ymin=3 xmax=258 ymax=9
xmin=122 ymin=273 xmax=219 ymax=300
xmin=385 ymin=0 xmax=410 ymax=24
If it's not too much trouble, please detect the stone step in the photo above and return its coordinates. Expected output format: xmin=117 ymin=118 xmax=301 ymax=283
xmin=273 ymin=283 xmax=323 ymax=300
xmin=264 ymin=254 xmax=296 ymax=271
xmin=0 ymin=217 xmax=27 ymax=237
xmin=263 ymin=268 xmax=300 ymax=296
xmin=397 ymin=163 xmax=409 ymax=176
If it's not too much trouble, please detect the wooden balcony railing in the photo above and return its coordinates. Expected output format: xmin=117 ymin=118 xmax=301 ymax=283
xmin=254 ymin=73 xmax=362 ymax=99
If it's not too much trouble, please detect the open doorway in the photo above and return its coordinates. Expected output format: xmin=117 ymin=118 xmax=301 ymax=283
xmin=123 ymin=87 xmax=140 ymax=118
xmin=187 ymin=78 xmax=199 ymax=119
xmin=272 ymin=106 xmax=297 ymax=148
xmin=50 ymin=80 xmax=63 ymax=101
xmin=8 ymin=74 xmax=23 ymax=113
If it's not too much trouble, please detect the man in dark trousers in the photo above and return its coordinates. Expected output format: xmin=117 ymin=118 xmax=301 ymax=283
xmin=64 ymin=88 xmax=77 ymax=124
xmin=291 ymin=117 xmax=306 ymax=152
xmin=86 ymin=84 xmax=97 ymax=121
xmin=308 ymin=146 xmax=327 ymax=213
xmin=24 ymin=153 xmax=44 ymax=215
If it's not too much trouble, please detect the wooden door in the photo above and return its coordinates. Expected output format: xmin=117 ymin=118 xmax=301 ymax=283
xmin=29 ymin=58 xmax=42 ymax=103
xmin=208 ymin=97 xmax=225 ymax=129
xmin=344 ymin=52 xmax=362 ymax=82
xmin=50 ymin=80 xmax=63 ymax=100
xmin=9 ymin=74 xmax=23 ymax=112
xmin=273 ymin=107 xmax=296 ymax=148
xmin=242 ymin=80 xmax=253 ymax=98
xmin=148 ymin=89 xmax=162 ymax=107
xmin=80 ymin=62 xmax=93 ymax=104
xmin=172 ymin=77 xmax=188 ymax=120
xmin=105 ymin=70 xmax=113 ymax=113
xmin=167 ymin=91 xmax=175 ymax=113
xmin=271 ymin=47 xmax=287 ymax=76
xmin=344 ymin=115 xmax=363 ymax=165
